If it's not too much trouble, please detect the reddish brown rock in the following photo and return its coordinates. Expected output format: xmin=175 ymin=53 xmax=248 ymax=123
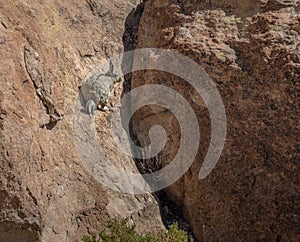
xmin=131 ymin=0 xmax=299 ymax=241
xmin=0 ymin=1 xmax=164 ymax=241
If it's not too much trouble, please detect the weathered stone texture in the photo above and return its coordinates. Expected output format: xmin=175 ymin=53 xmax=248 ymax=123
xmin=131 ymin=0 xmax=299 ymax=241
xmin=0 ymin=1 xmax=164 ymax=241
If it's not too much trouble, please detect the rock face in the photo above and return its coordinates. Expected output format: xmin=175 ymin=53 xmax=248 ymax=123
xmin=1 ymin=0 xmax=299 ymax=241
xmin=131 ymin=0 xmax=299 ymax=241
xmin=0 ymin=1 xmax=164 ymax=241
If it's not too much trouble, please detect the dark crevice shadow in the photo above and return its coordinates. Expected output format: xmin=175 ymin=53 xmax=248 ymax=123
xmin=120 ymin=2 xmax=198 ymax=241
xmin=121 ymin=1 xmax=146 ymax=95
xmin=156 ymin=190 xmax=198 ymax=242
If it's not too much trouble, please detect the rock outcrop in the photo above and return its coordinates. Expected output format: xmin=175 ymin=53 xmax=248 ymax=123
xmin=0 ymin=1 xmax=164 ymax=241
xmin=1 ymin=0 xmax=299 ymax=241
xmin=131 ymin=0 xmax=299 ymax=241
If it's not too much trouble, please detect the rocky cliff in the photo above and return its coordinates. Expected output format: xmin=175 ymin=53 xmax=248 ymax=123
xmin=131 ymin=0 xmax=299 ymax=241
xmin=0 ymin=0 xmax=299 ymax=241
xmin=0 ymin=1 xmax=164 ymax=241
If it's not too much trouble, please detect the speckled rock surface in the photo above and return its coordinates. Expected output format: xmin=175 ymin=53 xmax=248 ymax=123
xmin=131 ymin=0 xmax=299 ymax=241
xmin=0 ymin=1 xmax=164 ymax=241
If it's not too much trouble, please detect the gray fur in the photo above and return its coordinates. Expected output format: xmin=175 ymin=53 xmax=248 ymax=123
xmin=80 ymin=61 xmax=122 ymax=116
xmin=86 ymin=100 xmax=97 ymax=117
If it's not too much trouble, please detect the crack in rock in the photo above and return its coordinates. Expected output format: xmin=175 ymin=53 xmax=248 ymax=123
xmin=0 ymin=17 xmax=8 ymax=29
xmin=23 ymin=46 xmax=63 ymax=130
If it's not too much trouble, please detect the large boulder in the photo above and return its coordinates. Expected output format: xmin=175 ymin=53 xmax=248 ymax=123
xmin=131 ymin=0 xmax=299 ymax=241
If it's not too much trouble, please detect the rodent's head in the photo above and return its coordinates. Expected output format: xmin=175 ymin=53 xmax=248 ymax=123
xmin=99 ymin=92 xmax=109 ymax=105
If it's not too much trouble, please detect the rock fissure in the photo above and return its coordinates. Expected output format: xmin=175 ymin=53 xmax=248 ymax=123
xmin=23 ymin=46 xmax=63 ymax=130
